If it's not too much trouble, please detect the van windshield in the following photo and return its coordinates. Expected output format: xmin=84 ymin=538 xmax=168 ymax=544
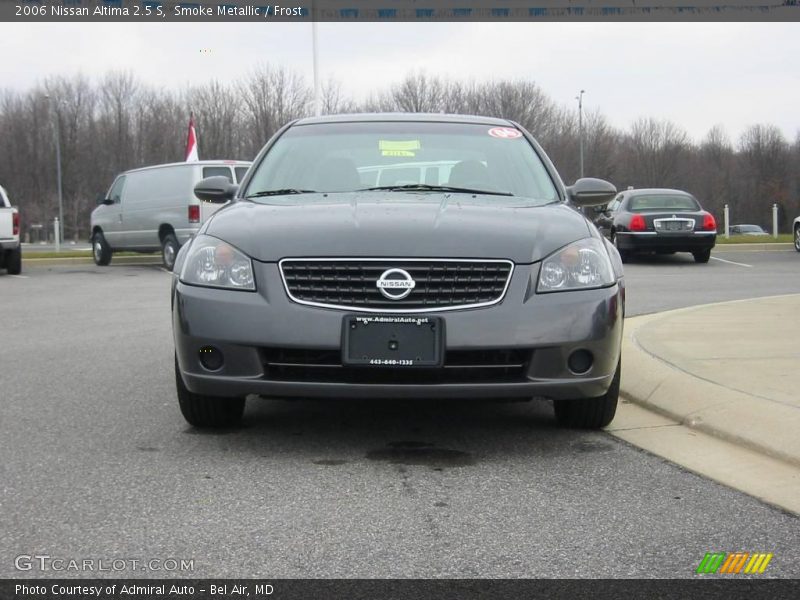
xmin=203 ymin=167 xmax=233 ymax=182
xmin=244 ymin=121 xmax=559 ymax=205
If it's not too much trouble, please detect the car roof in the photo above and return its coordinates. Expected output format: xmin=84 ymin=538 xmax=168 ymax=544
xmin=293 ymin=112 xmax=515 ymax=127
xmin=122 ymin=160 xmax=252 ymax=176
xmin=624 ymin=188 xmax=693 ymax=196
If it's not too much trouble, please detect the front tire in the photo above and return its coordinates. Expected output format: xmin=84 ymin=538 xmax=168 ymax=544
xmin=92 ymin=232 xmax=112 ymax=266
xmin=6 ymin=247 xmax=21 ymax=275
xmin=794 ymin=225 xmax=800 ymax=252
xmin=175 ymin=357 xmax=245 ymax=428
xmin=554 ymin=359 xmax=620 ymax=429
xmin=161 ymin=233 xmax=179 ymax=271
xmin=693 ymin=249 xmax=711 ymax=263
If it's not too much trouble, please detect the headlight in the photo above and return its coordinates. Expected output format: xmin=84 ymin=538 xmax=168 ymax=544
xmin=537 ymin=237 xmax=615 ymax=293
xmin=180 ymin=234 xmax=255 ymax=291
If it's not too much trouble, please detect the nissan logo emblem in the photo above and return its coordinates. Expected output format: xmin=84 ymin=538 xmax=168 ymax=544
xmin=376 ymin=268 xmax=416 ymax=300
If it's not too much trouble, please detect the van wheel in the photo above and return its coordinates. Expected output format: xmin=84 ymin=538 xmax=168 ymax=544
xmin=175 ymin=357 xmax=245 ymax=428
xmin=92 ymin=232 xmax=112 ymax=266
xmin=7 ymin=247 xmax=21 ymax=275
xmin=554 ymin=359 xmax=620 ymax=429
xmin=162 ymin=233 xmax=179 ymax=271
xmin=794 ymin=224 xmax=800 ymax=252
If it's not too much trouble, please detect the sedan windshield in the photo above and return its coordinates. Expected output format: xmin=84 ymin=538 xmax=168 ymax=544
xmin=629 ymin=194 xmax=700 ymax=211
xmin=244 ymin=121 xmax=559 ymax=205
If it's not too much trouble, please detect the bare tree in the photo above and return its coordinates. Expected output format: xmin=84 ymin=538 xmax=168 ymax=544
xmin=389 ymin=72 xmax=447 ymax=113
xmin=186 ymin=81 xmax=245 ymax=159
xmin=239 ymin=63 xmax=311 ymax=156
xmin=737 ymin=124 xmax=791 ymax=228
xmin=320 ymin=78 xmax=357 ymax=115
xmin=624 ymin=117 xmax=690 ymax=188
xmin=97 ymin=71 xmax=140 ymax=174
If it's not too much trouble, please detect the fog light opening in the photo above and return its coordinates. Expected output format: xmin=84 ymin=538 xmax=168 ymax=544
xmin=199 ymin=346 xmax=224 ymax=371
xmin=568 ymin=349 xmax=593 ymax=375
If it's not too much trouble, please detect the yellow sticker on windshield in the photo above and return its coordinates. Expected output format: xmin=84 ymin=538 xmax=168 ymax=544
xmin=379 ymin=140 xmax=420 ymax=157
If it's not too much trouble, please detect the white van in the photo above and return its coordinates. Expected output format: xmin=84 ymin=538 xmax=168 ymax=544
xmin=90 ymin=160 xmax=251 ymax=269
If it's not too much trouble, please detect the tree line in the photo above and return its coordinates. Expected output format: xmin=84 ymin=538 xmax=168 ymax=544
xmin=0 ymin=66 xmax=797 ymax=241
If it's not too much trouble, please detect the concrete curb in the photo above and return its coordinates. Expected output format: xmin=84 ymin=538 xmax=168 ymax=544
xmin=713 ymin=242 xmax=793 ymax=251
xmin=23 ymin=256 xmax=162 ymax=267
xmin=620 ymin=294 xmax=800 ymax=468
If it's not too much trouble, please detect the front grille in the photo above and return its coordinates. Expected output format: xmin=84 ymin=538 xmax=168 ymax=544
xmin=261 ymin=347 xmax=531 ymax=384
xmin=279 ymin=259 xmax=514 ymax=312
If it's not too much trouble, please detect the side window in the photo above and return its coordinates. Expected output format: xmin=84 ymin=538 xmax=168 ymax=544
xmin=234 ymin=167 xmax=249 ymax=183
xmin=203 ymin=167 xmax=233 ymax=182
xmin=608 ymin=195 xmax=623 ymax=212
xmin=108 ymin=176 xmax=126 ymax=204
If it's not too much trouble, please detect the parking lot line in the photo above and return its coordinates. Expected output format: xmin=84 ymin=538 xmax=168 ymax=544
xmin=9 ymin=274 xmax=29 ymax=279
xmin=710 ymin=256 xmax=753 ymax=268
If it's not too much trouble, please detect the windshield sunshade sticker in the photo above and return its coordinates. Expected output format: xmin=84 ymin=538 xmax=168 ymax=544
xmin=379 ymin=140 xmax=420 ymax=157
xmin=488 ymin=127 xmax=522 ymax=139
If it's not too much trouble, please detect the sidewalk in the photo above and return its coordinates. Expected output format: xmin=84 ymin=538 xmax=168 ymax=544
xmin=614 ymin=294 xmax=800 ymax=512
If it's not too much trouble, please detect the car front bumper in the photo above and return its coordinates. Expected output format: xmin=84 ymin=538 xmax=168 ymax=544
xmin=173 ymin=262 xmax=624 ymax=401
xmin=616 ymin=231 xmax=716 ymax=252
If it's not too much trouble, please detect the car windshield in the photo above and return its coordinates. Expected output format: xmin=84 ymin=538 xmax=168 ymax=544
xmin=736 ymin=225 xmax=764 ymax=233
xmin=628 ymin=194 xmax=700 ymax=211
xmin=244 ymin=121 xmax=560 ymax=205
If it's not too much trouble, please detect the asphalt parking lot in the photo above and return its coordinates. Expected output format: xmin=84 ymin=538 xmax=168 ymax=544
xmin=1 ymin=249 xmax=799 ymax=578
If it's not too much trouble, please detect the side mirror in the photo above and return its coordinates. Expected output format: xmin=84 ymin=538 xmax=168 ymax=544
xmin=96 ymin=193 xmax=112 ymax=206
xmin=194 ymin=176 xmax=238 ymax=204
xmin=566 ymin=178 xmax=617 ymax=207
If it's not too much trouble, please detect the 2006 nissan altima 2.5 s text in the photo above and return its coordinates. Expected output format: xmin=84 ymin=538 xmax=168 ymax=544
xmin=171 ymin=114 xmax=625 ymax=430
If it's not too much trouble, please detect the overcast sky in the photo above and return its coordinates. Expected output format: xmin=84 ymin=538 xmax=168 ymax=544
xmin=2 ymin=22 xmax=798 ymax=144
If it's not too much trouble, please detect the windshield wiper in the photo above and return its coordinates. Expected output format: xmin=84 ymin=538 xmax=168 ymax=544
xmin=246 ymin=189 xmax=317 ymax=199
xmin=358 ymin=184 xmax=514 ymax=197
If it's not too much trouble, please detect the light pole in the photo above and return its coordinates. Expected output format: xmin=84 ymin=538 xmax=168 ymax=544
xmin=576 ymin=89 xmax=585 ymax=179
xmin=311 ymin=3 xmax=321 ymax=116
xmin=45 ymin=94 xmax=64 ymax=245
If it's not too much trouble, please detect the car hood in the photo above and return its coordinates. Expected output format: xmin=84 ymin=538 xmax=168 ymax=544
xmin=204 ymin=193 xmax=590 ymax=264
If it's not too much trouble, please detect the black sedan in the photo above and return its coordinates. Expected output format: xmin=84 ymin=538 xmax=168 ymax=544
xmin=172 ymin=113 xmax=625 ymax=430
xmin=594 ymin=188 xmax=717 ymax=263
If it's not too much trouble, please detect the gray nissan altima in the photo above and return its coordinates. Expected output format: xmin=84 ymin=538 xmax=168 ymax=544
xmin=171 ymin=113 xmax=624 ymax=429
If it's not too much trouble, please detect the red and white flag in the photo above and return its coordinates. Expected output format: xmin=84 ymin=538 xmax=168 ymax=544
xmin=185 ymin=113 xmax=199 ymax=162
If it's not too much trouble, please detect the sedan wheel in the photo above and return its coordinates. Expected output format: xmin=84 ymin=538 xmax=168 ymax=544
xmin=693 ymin=249 xmax=711 ymax=263
xmin=554 ymin=359 xmax=620 ymax=429
xmin=175 ymin=356 xmax=245 ymax=428
xmin=612 ymin=233 xmax=630 ymax=263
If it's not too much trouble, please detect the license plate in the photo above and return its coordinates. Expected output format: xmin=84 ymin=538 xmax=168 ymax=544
xmin=665 ymin=221 xmax=682 ymax=231
xmin=342 ymin=315 xmax=443 ymax=367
